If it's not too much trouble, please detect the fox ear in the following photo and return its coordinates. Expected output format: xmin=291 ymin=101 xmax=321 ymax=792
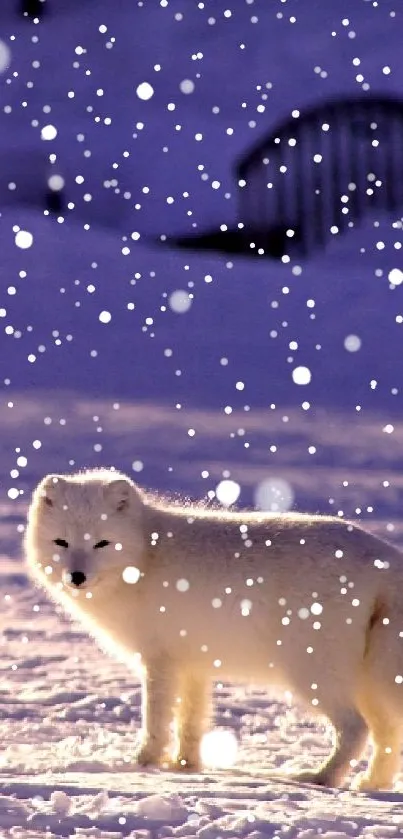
xmin=37 ymin=474 xmax=66 ymax=508
xmin=105 ymin=478 xmax=133 ymax=513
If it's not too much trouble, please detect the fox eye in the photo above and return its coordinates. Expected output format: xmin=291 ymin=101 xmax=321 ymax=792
xmin=93 ymin=539 xmax=110 ymax=549
xmin=54 ymin=538 xmax=68 ymax=548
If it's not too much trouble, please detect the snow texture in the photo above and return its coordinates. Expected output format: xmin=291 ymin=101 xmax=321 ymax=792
xmin=1 ymin=0 xmax=403 ymax=836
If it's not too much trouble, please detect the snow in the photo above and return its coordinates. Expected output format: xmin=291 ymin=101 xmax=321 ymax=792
xmin=1 ymin=0 xmax=403 ymax=836
xmin=122 ymin=566 xmax=141 ymax=585
xmin=254 ymin=478 xmax=294 ymax=513
xmin=14 ymin=230 xmax=33 ymax=250
xmin=215 ymin=479 xmax=241 ymax=506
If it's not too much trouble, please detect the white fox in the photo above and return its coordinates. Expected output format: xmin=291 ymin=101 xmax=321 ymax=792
xmin=25 ymin=468 xmax=403 ymax=789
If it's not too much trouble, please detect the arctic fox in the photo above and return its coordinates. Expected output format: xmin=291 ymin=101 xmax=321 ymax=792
xmin=25 ymin=469 xmax=403 ymax=789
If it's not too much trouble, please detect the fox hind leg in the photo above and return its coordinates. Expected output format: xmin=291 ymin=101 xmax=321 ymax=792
xmin=292 ymin=706 xmax=368 ymax=787
xmin=355 ymin=699 xmax=402 ymax=790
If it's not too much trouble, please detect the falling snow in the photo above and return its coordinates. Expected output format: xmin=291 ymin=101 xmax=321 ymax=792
xmin=168 ymin=289 xmax=193 ymax=313
xmin=40 ymin=124 xmax=58 ymax=141
xmin=254 ymin=478 xmax=294 ymax=512
xmin=14 ymin=229 xmax=33 ymax=249
xmin=215 ymin=478 xmax=241 ymax=506
xmin=122 ymin=566 xmax=141 ymax=584
xmin=136 ymin=82 xmax=155 ymax=101
xmin=0 ymin=1 xmax=403 ymax=836
xmin=99 ymin=310 xmax=112 ymax=324
xmin=388 ymin=268 xmax=403 ymax=286
xmin=292 ymin=366 xmax=312 ymax=386
xmin=344 ymin=334 xmax=362 ymax=352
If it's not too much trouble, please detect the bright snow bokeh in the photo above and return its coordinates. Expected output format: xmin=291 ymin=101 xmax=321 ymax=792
xmin=179 ymin=79 xmax=195 ymax=94
xmin=254 ymin=477 xmax=294 ymax=512
xmin=122 ymin=566 xmax=141 ymax=584
xmin=99 ymin=310 xmax=112 ymax=324
xmin=200 ymin=729 xmax=238 ymax=769
xmin=389 ymin=268 xmax=403 ymax=286
xmin=168 ymin=290 xmax=193 ymax=313
xmin=344 ymin=334 xmax=361 ymax=352
xmin=215 ymin=479 xmax=241 ymax=506
xmin=41 ymin=124 xmax=58 ymax=141
xmin=292 ymin=366 xmax=311 ymax=385
xmin=14 ymin=230 xmax=33 ymax=249
xmin=48 ymin=174 xmax=65 ymax=192
xmin=136 ymin=82 xmax=154 ymax=100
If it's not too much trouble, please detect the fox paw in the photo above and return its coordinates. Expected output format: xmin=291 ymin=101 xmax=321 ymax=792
xmin=354 ymin=774 xmax=374 ymax=792
xmin=135 ymin=740 xmax=163 ymax=768
xmin=289 ymin=769 xmax=333 ymax=787
xmin=353 ymin=772 xmax=393 ymax=792
xmin=166 ymin=755 xmax=202 ymax=773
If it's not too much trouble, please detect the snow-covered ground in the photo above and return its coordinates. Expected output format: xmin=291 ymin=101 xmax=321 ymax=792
xmin=1 ymin=0 xmax=403 ymax=836
xmin=4 ymin=571 xmax=403 ymax=838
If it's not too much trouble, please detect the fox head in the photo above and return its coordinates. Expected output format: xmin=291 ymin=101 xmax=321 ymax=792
xmin=25 ymin=470 xmax=146 ymax=600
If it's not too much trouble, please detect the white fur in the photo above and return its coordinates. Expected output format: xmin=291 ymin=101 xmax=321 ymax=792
xmin=25 ymin=469 xmax=403 ymax=788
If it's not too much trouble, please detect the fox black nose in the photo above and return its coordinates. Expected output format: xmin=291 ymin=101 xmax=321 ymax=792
xmin=69 ymin=570 xmax=87 ymax=587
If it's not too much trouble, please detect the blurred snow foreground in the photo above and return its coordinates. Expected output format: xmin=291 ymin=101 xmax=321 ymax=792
xmin=1 ymin=0 xmax=403 ymax=837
